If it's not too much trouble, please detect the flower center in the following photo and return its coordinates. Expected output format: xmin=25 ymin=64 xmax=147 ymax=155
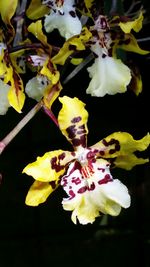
xmin=81 ymin=163 xmax=94 ymax=179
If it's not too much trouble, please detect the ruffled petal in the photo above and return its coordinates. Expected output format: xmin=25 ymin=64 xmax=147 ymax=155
xmin=58 ymin=96 xmax=88 ymax=148
xmin=86 ymin=55 xmax=131 ymax=97
xmin=44 ymin=0 xmax=82 ymax=40
xmin=91 ymin=132 xmax=150 ymax=170
xmin=61 ymin=159 xmax=130 ymax=224
xmin=61 ymin=160 xmax=99 ymax=224
xmin=23 ymin=150 xmax=74 ymax=182
xmin=25 ymin=181 xmax=59 ymax=206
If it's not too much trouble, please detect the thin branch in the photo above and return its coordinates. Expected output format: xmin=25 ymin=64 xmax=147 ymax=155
xmin=125 ymin=0 xmax=142 ymax=15
xmin=0 ymin=101 xmax=43 ymax=155
xmin=137 ymin=37 xmax=150 ymax=42
xmin=63 ymin=53 xmax=94 ymax=85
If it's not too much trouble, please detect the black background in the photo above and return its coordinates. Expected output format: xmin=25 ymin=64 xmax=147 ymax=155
xmin=0 ymin=2 xmax=150 ymax=266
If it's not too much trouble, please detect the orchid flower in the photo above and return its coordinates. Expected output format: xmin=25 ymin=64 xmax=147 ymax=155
xmin=23 ymin=96 xmax=150 ymax=225
xmin=42 ymin=0 xmax=82 ymax=40
xmin=0 ymin=32 xmax=25 ymax=113
xmin=86 ymin=14 xmax=149 ymax=97
xmin=25 ymin=20 xmax=62 ymax=107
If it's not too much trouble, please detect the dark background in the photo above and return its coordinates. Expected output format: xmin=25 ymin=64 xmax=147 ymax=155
xmin=0 ymin=3 xmax=150 ymax=267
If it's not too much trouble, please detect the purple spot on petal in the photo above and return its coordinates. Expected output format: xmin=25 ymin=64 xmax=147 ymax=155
xmin=78 ymin=186 xmax=87 ymax=194
xmin=69 ymin=190 xmax=76 ymax=199
xmin=69 ymin=10 xmax=76 ymax=17
xmin=99 ymin=150 xmax=105 ymax=156
xmin=98 ymin=174 xmax=112 ymax=185
xmin=71 ymin=117 xmax=82 ymax=123
xmin=58 ymin=152 xmax=65 ymax=160
xmin=72 ymin=177 xmax=81 ymax=185
xmin=66 ymin=125 xmax=76 ymax=139
xmin=88 ymin=182 xmax=95 ymax=191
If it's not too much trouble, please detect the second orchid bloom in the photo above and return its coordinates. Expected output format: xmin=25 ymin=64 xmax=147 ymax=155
xmin=23 ymin=96 xmax=150 ymax=225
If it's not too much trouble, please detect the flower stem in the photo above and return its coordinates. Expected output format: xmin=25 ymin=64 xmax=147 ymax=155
xmin=0 ymin=101 xmax=43 ymax=155
xmin=42 ymin=106 xmax=59 ymax=127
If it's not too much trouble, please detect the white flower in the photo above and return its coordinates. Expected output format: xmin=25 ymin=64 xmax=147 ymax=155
xmin=86 ymin=42 xmax=131 ymax=97
xmin=0 ymin=80 xmax=11 ymax=115
xmin=25 ymin=75 xmax=50 ymax=101
xmin=43 ymin=0 xmax=82 ymax=39
xmin=61 ymin=157 xmax=130 ymax=225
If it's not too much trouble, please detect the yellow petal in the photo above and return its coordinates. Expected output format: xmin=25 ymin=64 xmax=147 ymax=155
xmin=40 ymin=58 xmax=60 ymax=85
xmin=0 ymin=0 xmax=18 ymax=42
xmin=23 ymin=150 xmax=74 ymax=182
xmin=28 ymin=20 xmax=52 ymax=52
xmin=43 ymin=82 xmax=62 ymax=109
xmin=119 ymin=12 xmax=143 ymax=33
xmin=25 ymin=181 xmax=59 ymax=206
xmin=114 ymin=154 xmax=149 ymax=170
xmin=26 ymin=0 xmax=50 ymax=20
xmin=70 ymin=58 xmax=83 ymax=65
xmin=118 ymin=34 xmax=149 ymax=55
xmin=58 ymin=96 xmax=88 ymax=148
xmin=130 ymin=66 xmax=142 ymax=96
xmin=52 ymin=27 xmax=92 ymax=65
xmin=91 ymin=132 xmax=150 ymax=170
xmin=7 ymin=68 xmax=25 ymax=113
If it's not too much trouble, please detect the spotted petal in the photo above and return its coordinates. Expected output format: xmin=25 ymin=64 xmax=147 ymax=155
xmin=58 ymin=96 xmax=88 ymax=148
xmin=25 ymin=181 xmax=59 ymax=206
xmin=40 ymin=57 xmax=60 ymax=85
xmin=119 ymin=12 xmax=143 ymax=34
xmin=52 ymin=27 xmax=92 ymax=65
xmin=7 ymin=69 xmax=25 ymax=113
xmin=62 ymin=159 xmax=130 ymax=224
xmin=91 ymin=132 xmax=150 ymax=170
xmin=44 ymin=0 xmax=82 ymax=40
xmin=23 ymin=150 xmax=74 ymax=182
xmin=117 ymin=34 xmax=149 ymax=55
